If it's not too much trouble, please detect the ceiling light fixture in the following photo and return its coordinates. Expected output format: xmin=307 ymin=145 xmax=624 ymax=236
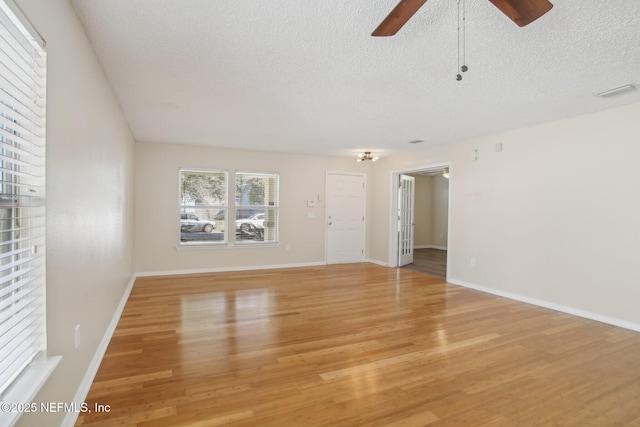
xmin=357 ymin=152 xmax=378 ymax=162
xmin=442 ymin=167 xmax=450 ymax=179
xmin=597 ymin=84 xmax=636 ymax=98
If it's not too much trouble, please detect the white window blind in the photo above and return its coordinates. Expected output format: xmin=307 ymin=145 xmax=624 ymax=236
xmin=0 ymin=0 xmax=47 ymax=398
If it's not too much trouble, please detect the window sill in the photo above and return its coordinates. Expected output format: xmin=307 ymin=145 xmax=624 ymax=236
xmin=176 ymin=242 xmax=280 ymax=251
xmin=1 ymin=355 xmax=61 ymax=427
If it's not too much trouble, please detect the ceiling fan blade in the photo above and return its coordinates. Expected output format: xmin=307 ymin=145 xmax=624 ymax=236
xmin=487 ymin=0 xmax=553 ymax=27
xmin=372 ymin=0 xmax=429 ymax=37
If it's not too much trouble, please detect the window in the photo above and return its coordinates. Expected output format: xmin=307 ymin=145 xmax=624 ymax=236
xmin=178 ymin=170 xmax=279 ymax=246
xmin=179 ymin=169 xmax=227 ymax=245
xmin=0 ymin=0 xmax=56 ymax=407
xmin=235 ymin=172 xmax=278 ymax=244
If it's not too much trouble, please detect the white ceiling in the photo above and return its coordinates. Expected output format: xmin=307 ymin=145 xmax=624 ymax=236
xmin=70 ymin=0 xmax=640 ymax=158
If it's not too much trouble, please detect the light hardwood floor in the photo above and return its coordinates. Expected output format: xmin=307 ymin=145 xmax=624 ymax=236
xmin=402 ymin=248 xmax=447 ymax=278
xmin=77 ymin=264 xmax=640 ymax=426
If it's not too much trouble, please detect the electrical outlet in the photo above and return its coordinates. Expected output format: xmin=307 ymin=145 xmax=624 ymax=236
xmin=74 ymin=324 xmax=81 ymax=348
xmin=470 ymin=257 xmax=477 ymax=267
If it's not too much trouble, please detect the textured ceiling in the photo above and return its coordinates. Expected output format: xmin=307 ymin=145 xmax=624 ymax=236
xmin=70 ymin=0 xmax=640 ymax=158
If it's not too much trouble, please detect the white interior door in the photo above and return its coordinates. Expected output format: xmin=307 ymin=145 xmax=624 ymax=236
xmin=326 ymin=173 xmax=366 ymax=264
xmin=398 ymin=174 xmax=415 ymax=267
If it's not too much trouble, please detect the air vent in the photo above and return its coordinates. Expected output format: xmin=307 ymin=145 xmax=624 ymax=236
xmin=597 ymin=84 xmax=636 ymax=98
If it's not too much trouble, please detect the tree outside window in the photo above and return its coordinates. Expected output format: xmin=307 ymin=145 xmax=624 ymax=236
xmin=235 ymin=172 xmax=279 ymax=243
xmin=179 ymin=170 xmax=227 ymax=244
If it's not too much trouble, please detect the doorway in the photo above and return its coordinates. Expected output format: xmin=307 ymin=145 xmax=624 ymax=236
xmin=389 ymin=163 xmax=451 ymax=279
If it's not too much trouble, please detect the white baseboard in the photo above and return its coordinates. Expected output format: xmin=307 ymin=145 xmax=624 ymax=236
xmin=136 ymin=261 xmax=327 ymax=278
xmin=413 ymin=245 xmax=447 ymax=250
xmin=61 ymin=274 xmax=137 ymax=427
xmin=367 ymin=259 xmax=389 ymax=267
xmin=448 ymin=277 xmax=640 ymax=333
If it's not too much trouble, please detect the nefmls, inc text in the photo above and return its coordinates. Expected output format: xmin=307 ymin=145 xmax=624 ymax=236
xmin=40 ymin=402 xmax=110 ymax=413
xmin=1 ymin=401 xmax=111 ymax=413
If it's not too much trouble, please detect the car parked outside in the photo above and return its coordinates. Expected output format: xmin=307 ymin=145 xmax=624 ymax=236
xmin=235 ymin=212 xmax=264 ymax=240
xmin=180 ymin=213 xmax=216 ymax=233
xmin=215 ymin=208 xmax=263 ymax=221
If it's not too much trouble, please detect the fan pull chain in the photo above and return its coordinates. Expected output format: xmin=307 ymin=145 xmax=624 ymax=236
xmin=456 ymin=0 xmax=469 ymax=81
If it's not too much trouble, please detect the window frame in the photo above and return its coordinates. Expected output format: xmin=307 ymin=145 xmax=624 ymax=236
xmin=235 ymin=171 xmax=279 ymax=245
xmin=178 ymin=168 xmax=229 ymax=246
xmin=176 ymin=169 xmax=281 ymax=248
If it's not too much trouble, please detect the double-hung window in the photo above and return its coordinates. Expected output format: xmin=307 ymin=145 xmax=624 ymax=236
xmin=178 ymin=170 xmax=279 ymax=246
xmin=235 ymin=172 xmax=278 ymax=244
xmin=0 ymin=0 xmax=56 ymax=412
xmin=179 ymin=169 xmax=227 ymax=245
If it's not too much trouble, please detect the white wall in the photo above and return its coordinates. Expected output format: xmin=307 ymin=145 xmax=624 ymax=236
xmin=411 ymin=174 xmax=449 ymax=249
xmin=134 ymin=141 xmax=371 ymax=273
xmin=370 ymin=101 xmax=640 ymax=327
xmin=431 ymin=175 xmax=449 ymax=249
xmin=14 ymin=1 xmax=135 ymax=426
xmin=412 ymin=174 xmax=434 ymax=246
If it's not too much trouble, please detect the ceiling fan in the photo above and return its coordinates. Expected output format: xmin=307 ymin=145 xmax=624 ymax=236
xmin=372 ymin=0 xmax=553 ymax=36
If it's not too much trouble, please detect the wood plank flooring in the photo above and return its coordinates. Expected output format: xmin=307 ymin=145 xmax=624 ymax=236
xmin=77 ymin=264 xmax=640 ymax=426
xmin=402 ymin=248 xmax=447 ymax=278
